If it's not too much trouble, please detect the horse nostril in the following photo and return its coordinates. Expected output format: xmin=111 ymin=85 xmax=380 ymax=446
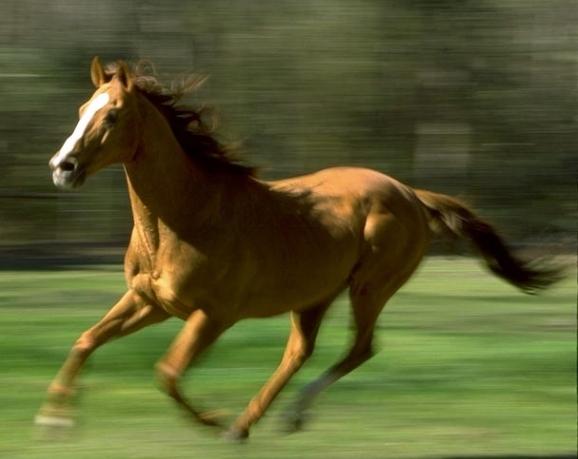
xmin=60 ymin=161 xmax=77 ymax=172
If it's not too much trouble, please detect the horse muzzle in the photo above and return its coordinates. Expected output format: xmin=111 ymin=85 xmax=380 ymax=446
xmin=49 ymin=155 xmax=86 ymax=190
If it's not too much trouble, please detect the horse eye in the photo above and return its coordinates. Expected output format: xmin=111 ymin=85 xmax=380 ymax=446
xmin=104 ymin=110 xmax=118 ymax=126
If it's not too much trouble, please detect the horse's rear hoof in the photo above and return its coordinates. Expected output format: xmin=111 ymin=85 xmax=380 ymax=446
xmin=222 ymin=426 xmax=249 ymax=443
xmin=281 ymin=409 xmax=310 ymax=434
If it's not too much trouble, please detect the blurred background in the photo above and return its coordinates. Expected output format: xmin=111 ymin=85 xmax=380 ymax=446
xmin=0 ymin=0 xmax=576 ymax=265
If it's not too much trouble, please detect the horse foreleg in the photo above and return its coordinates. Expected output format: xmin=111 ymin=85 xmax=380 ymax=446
xmin=36 ymin=289 xmax=168 ymax=427
xmin=155 ymin=309 xmax=229 ymax=429
xmin=225 ymin=303 xmax=329 ymax=441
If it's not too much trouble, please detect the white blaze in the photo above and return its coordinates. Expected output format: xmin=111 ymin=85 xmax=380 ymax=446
xmin=53 ymin=92 xmax=110 ymax=164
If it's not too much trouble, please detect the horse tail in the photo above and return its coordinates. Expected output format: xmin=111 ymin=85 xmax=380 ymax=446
xmin=414 ymin=189 xmax=562 ymax=294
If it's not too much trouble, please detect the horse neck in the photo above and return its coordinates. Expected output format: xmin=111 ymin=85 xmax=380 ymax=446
xmin=123 ymin=96 xmax=232 ymax=252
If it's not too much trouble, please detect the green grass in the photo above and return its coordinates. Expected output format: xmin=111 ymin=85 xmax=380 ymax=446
xmin=0 ymin=257 xmax=575 ymax=459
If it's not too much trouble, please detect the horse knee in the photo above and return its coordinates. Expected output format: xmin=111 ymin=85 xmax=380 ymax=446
xmin=71 ymin=331 xmax=97 ymax=357
xmin=155 ymin=362 xmax=180 ymax=397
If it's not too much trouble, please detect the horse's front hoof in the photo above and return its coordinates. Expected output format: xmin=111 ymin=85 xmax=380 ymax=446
xmin=196 ymin=409 xmax=231 ymax=429
xmin=35 ymin=402 xmax=77 ymax=429
xmin=34 ymin=414 xmax=76 ymax=428
xmin=222 ymin=426 xmax=249 ymax=443
xmin=34 ymin=412 xmax=77 ymax=441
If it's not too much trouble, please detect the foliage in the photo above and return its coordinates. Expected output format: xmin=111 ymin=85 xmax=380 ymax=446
xmin=0 ymin=1 xmax=575 ymax=253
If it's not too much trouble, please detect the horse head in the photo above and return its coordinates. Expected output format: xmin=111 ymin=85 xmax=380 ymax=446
xmin=49 ymin=57 xmax=140 ymax=189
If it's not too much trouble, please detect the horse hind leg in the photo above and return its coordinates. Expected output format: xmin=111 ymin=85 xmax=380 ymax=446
xmin=224 ymin=300 xmax=331 ymax=441
xmin=284 ymin=245 xmax=424 ymax=432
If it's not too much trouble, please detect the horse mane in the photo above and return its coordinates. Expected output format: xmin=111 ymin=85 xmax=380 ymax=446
xmin=104 ymin=61 xmax=256 ymax=177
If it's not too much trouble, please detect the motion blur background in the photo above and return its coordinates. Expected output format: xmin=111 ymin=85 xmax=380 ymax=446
xmin=0 ymin=0 xmax=576 ymax=264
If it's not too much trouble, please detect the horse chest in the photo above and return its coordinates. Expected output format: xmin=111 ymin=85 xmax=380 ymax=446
xmin=127 ymin=245 xmax=239 ymax=319
xmin=129 ymin=270 xmax=214 ymax=320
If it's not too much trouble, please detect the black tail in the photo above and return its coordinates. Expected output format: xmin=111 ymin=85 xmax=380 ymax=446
xmin=415 ymin=189 xmax=563 ymax=294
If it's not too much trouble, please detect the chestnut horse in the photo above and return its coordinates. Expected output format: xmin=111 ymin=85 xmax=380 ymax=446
xmin=38 ymin=58 xmax=559 ymax=440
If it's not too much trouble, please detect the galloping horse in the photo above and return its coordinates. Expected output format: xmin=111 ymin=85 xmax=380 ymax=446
xmin=38 ymin=58 xmax=559 ymax=440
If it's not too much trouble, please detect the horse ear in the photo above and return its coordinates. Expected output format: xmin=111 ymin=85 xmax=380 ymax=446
xmin=116 ymin=60 xmax=134 ymax=91
xmin=90 ymin=56 xmax=105 ymax=88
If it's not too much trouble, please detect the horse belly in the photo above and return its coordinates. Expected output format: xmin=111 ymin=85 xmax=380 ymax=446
xmin=238 ymin=207 xmax=363 ymax=317
xmin=240 ymin=247 xmax=356 ymax=318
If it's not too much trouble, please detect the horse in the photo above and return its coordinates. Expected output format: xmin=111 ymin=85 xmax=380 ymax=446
xmin=37 ymin=57 xmax=560 ymax=440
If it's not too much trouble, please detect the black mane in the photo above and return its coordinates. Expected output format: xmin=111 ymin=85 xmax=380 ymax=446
xmin=105 ymin=61 xmax=255 ymax=176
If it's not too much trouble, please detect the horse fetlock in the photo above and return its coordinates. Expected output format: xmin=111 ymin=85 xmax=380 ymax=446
xmin=42 ymin=384 xmax=78 ymax=422
xmin=47 ymin=382 xmax=76 ymax=400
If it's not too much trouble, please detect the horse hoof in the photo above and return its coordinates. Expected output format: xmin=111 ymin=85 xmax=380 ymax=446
xmin=281 ymin=409 xmax=309 ymax=434
xmin=197 ymin=409 xmax=230 ymax=429
xmin=34 ymin=414 xmax=76 ymax=428
xmin=34 ymin=414 xmax=77 ymax=442
xmin=222 ymin=427 xmax=249 ymax=443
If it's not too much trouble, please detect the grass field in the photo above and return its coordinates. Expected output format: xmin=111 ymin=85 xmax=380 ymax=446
xmin=0 ymin=257 xmax=575 ymax=459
